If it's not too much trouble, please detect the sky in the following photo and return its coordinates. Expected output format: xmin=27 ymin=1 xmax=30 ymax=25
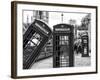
xmin=23 ymin=10 xmax=88 ymax=30
xmin=49 ymin=12 xmax=87 ymax=29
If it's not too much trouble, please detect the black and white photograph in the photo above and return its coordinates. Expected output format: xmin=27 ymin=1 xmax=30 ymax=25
xmin=23 ymin=10 xmax=91 ymax=69
xmin=11 ymin=1 xmax=97 ymax=78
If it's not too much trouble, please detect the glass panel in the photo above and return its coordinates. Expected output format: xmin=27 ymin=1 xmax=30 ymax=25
xmin=84 ymin=39 xmax=87 ymax=43
xmin=59 ymin=36 xmax=69 ymax=45
xmin=32 ymin=38 xmax=39 ymax=44
xmin=84 ymin=48 xmax=87 ymax=54
xmin=31 ymin=32 xmax=42 ymax=46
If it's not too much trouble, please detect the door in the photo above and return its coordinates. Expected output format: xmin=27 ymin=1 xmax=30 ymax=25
xmin=54 ymin=34 xmax=70 ymax=67
xmin=59 ymin=35 xmax=70 ymax=67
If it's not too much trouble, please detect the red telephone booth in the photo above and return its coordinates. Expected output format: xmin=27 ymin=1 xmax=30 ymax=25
xmin=23 ymin=19 xmax=52 ymax=69
xmin=81 ymin=34 xmax=89 ymax=57
xmin=53 ymin=24 xmax=74 ymax=68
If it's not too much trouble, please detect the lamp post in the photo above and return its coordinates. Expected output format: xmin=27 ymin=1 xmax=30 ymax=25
xmin=61 ymin=13 xmax=63 ymax=23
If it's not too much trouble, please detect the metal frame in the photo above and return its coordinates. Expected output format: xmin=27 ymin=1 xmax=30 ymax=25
xmin=11 ymin=1 xmax=98 ymax=78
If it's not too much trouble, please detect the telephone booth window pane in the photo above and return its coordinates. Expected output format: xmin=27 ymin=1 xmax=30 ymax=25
xmin=65 ymin=36 xmax=69 ymax=40
xmin=35 ymin=33 xmax=40 ymax=40
xmin=84 ymin=39 xmax=87 ymax=43
xmin=31 ymin=32 xmax=42 ymax=46
xmin=28 ymin=41 xmax=36 ymax=47
xmin=65 ymin=41 xmax=69 ymax=45
xmin=59 ymin=36 xmax=69 ymax=45
xmin=32 ymin=38 xmax=39 ymax=44
xmin=84 ymin=48 xmax=87 ymax=54
xmin=62 ymin=36 xmax=65 ymax=40
xmin=62 ymin=41 xmax=64 ymax=45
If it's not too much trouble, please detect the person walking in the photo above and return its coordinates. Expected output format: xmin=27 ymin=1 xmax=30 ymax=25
xmin=78 ymin=43 xmax=82 ymax=54
xmin=74 ymin=43 xmax=78 ymax=54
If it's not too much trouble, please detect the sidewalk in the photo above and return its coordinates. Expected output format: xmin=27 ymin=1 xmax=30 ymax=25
xmin=74 ymin=53 xmax=91 ymax=67
xmin=31 ymin=57 xmax=53 ymax=69
xmin=31 ymin=53 xmax=91 ymax=69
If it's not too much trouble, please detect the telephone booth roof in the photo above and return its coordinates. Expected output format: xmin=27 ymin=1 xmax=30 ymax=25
xmin=81 ymin=33 xmax=88 ymax=37
xmin=53 ymin=24 xmax=73 ymax=28
xmin=33 ymin=19 xmax=53 ymax=35
xmin=53 ymin=23 xmax=73 ymax=33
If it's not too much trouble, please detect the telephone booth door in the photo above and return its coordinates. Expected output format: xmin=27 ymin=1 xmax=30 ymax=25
xmin=82 ymin=35 xmax=89 ymax=57
xmin=53 ymin=24 xmax=74 ymax=68
xmin=59 ymin=35 xmax=70 ymax=67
